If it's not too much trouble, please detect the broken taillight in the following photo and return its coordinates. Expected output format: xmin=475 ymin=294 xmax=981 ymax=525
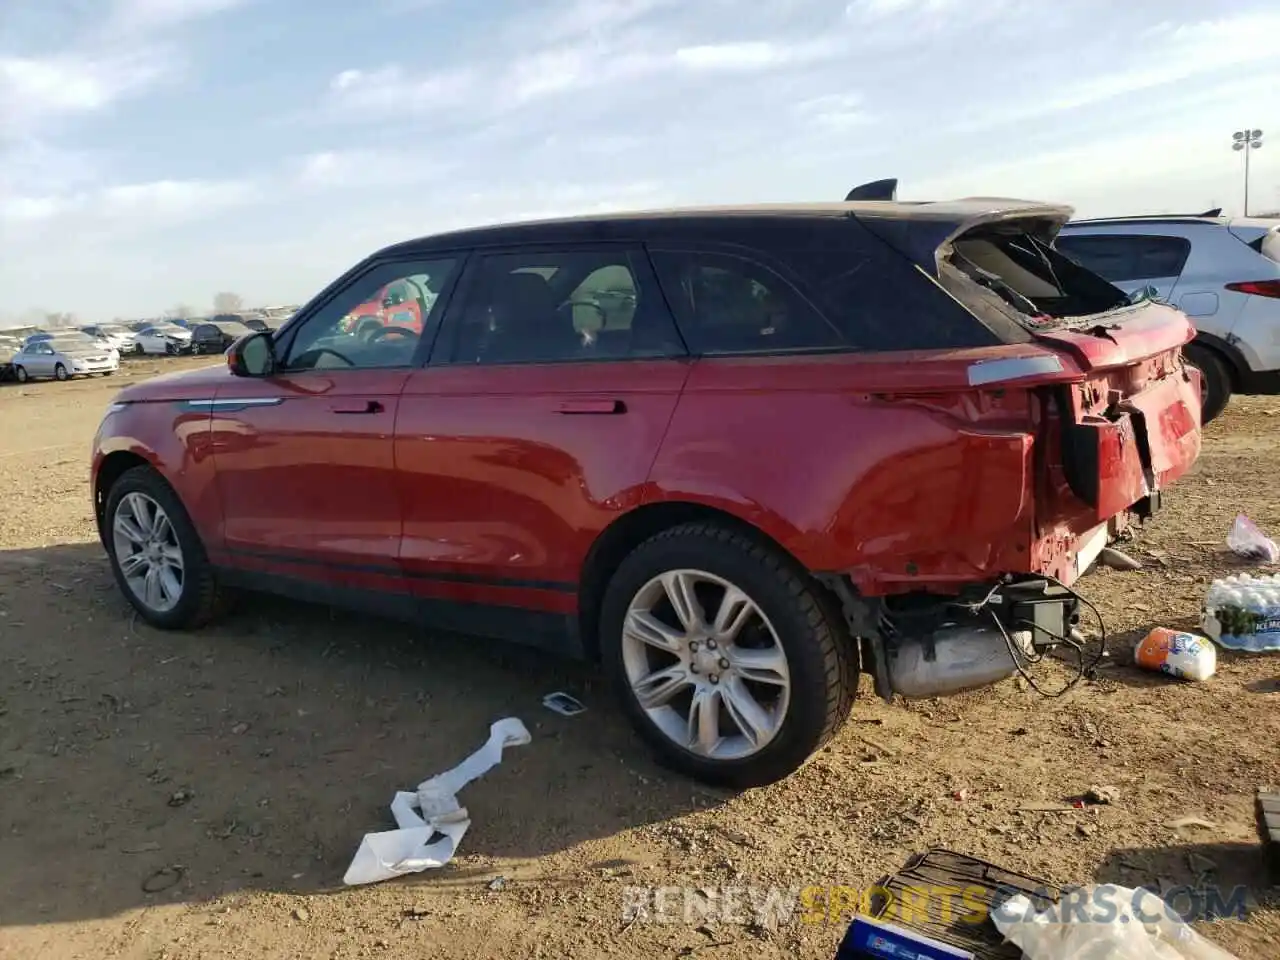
xmin=1225 ymin=279 xmax=1280 ymax=299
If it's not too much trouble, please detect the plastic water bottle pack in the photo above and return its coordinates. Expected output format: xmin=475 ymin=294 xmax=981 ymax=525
xmin=1202 ymin=574 xmax=1280 ymax=653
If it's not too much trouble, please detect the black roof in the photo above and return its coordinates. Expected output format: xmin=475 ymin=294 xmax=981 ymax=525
xmin=377 ymin=198 xmax=1073 ymax=259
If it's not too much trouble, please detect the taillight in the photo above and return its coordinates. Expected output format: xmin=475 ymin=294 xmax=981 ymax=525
xmin=1225 ymin=279 xmax=1280 ymax=299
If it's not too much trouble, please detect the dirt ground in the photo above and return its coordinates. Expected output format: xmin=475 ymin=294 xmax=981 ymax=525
xmin=1 ymin=356 xmax=1278 ymax=960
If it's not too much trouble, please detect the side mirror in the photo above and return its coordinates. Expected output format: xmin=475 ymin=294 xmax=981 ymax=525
xmin=227 ymin=331 xmax=276 ymax=377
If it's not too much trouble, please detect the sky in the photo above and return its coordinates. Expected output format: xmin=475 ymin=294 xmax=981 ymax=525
xmin=1 ymin=0 xmax=1278 ymax=324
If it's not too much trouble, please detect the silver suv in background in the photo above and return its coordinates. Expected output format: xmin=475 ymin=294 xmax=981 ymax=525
xmin=1056 ymin=213 xmax=1280 ymax=422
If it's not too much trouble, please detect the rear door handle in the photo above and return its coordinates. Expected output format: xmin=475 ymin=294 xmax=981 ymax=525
xmin=330 ymin=400 xmax=384 ymax=414
xmin=556 ymin=399 xmax=625 ymax=415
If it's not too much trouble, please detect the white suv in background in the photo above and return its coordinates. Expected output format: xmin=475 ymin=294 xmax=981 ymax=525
xmin=1056 ymin=213 xmax=1280 ymax=422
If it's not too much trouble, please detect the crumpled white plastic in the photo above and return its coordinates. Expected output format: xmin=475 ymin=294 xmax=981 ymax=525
xmin=992 ymin=885 xmax=1241 ymax=960
xmin=343 ymin=717 xmax=531 ymax=886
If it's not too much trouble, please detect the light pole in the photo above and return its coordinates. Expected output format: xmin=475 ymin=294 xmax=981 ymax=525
xmin=1232 ymin=129 xmax=1263 ymax=216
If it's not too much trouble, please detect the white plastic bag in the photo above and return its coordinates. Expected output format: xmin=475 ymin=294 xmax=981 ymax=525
xmin=992 ymin=885 xmax=1240 ymax=960
xmin=343 ymin=717 xmax=531 ymax=886
xmin=1227 ymin=514 xmax=1279 ymax=563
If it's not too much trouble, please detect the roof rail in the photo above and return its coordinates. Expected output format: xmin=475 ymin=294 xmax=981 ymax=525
xmin=844 ymin=178 xmax=898 ymax=202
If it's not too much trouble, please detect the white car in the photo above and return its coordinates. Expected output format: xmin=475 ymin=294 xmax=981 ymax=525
xmin=80 ymin=324 xmax=136 ymax=353
xmin=132 ymin=323 xmax=194 ymax=356
xmin=11 ymin=336 xmax=120 ymax=381
xmin=1057 ymin=213 xmax=1280 ymax=422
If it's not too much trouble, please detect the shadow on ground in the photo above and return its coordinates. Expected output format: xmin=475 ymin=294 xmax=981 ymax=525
xmin=0 ymin=543 xmax=722 ymax=928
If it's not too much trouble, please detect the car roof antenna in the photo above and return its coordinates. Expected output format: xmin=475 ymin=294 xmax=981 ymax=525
xmin=844 ymin=178 xmax=898 ymax=202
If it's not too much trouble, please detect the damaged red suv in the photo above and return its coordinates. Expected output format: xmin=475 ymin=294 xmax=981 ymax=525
xmin=92 ymin=190 xmax=1202 ymax=787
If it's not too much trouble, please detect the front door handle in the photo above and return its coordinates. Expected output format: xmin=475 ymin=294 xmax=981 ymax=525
xmin=330 ymin=400 xmax=384 ymax=414
xmin=556 ymin=399 xmax=625 ymax=415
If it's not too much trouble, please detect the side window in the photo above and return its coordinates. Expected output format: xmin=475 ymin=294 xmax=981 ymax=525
xmin=1055 ymin=234 xmax=1191 ymax=282
xmin=649 ymin=250 xmax=843 ymax=356
xmin=448 ymin=248 xmax=683 ymax=365
xmin=283 ymin=259 xmax=458 ymax=371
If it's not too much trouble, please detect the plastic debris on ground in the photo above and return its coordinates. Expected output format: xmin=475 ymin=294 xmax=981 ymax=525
xmin=343 ymin=717 xmax=531 ymax=886
xmin=1133 ymin=627 xmax=1217 ymax=681
xmin=1226 ymin=514 xmax=1279 ymax=563
xmin=992 ymin=884 xmax=1241 ymax=960
xmin=1202 ymin=575 xmax=1280 ymax=653
xmin=542 ymin=691 xmax=586 ymax=717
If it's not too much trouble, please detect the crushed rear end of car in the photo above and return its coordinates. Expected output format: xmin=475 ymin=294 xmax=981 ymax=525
xmin=825 ymin=196 xmax=1202 ymax=703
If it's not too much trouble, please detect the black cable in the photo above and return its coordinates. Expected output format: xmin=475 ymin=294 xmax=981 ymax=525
xmin=966 ymin=574 xmax=1110 ymax=699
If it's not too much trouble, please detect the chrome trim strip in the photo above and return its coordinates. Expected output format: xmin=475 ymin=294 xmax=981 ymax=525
xmin=184 ymin=397 xmax=284 ymax=408
xmin=967 ymin=355 xmax=1063 ymax=386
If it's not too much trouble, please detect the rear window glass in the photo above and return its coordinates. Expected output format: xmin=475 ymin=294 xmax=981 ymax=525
xmin=1054 ymin=234 xmax=1191 ymax=282
xmin=650 ymin=239 xmax=998 ymax=355
xmin=649 ymin=250 xmax=843 ymax=355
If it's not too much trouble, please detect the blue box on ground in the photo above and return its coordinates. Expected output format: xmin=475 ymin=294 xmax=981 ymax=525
xmin=838 ymin=914 xmax=976 ymax=960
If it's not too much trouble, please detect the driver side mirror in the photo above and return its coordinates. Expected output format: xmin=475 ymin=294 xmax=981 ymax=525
xmin=227 ymin=331 xmax=276 ymax=377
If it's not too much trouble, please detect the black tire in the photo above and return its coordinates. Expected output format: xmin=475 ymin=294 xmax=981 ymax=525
xmin=102 ymin=371 xmax=115 ymax=377
xmin=103 ymin=465 xmax=225 ymax=630
xmin=14 ymin=366 xmax=28 ymax=383
xmin=54 ymin=363 xmax=68 ymax=381
xmin=599 ymin=523 xmax=856 ymax=788
xmin=1184 ymin=343 xmax=1231 ymax=425
xmin=134 ymin=343 xmax=145 ymax=355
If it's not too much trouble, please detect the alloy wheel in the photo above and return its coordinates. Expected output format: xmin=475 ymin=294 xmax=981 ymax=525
xmin=112 ymin=491 xmax=185 ymax=613
xmin=620 ymin=569 xmax=791 ymax=760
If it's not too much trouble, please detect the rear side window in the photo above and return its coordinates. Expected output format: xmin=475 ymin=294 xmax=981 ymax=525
xmin=649 ymin=250 xmax=844 ymax=355
xmin=1055 ymin=234 xmax=1191 ymax=282
xmin=650 ymin=238 xmax=998 ymax=355
xmin=447 ymin=248 xmax=685 ymax=365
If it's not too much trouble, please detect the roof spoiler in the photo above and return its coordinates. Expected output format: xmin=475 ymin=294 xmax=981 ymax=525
xmin=1071 ymin=207 xmax=1223 ymax=223
xmin=844 ymin=178 xmax=898 ymax=202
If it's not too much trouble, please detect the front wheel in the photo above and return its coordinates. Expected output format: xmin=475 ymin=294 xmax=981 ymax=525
xmin=15 ymin=366 xmax=29 ymax=383
xmin=54 ymin=363 xmax=68 ymax=381
xmin=600 ymin=523 xmax=856 ymax=788
xmin=1184 ymin=343 xmax=1231 ymax=425
xmin=104 ymin=465 xmax=225 ymax=629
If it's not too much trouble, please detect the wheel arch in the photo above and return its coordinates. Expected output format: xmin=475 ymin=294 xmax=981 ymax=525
xmin=94 ymin=450 xmax=155 ymax=541
xmin=577 ymin=499 xmax=810 ymax=661
xmin=1189 ymin=332 xmax=1244 ymax=391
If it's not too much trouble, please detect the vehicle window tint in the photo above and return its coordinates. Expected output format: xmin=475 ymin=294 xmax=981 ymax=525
xmin=449 ymin=249 xmax=683 ymax=365
xmin=1054 ymin=234 xmax=1191 ymax=282
xmin=283 ymin=259 xmax=458 ymax=371
xmin=649 ymin=250 xmax=843 ymax=355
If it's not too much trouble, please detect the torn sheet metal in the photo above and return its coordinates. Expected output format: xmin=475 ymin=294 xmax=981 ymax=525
xmin=343 ymin=717 xmax=531 ymax=886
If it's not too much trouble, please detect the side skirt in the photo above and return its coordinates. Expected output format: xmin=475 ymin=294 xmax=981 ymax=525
xmin=213 ymin=565 xmax=586 ymax=659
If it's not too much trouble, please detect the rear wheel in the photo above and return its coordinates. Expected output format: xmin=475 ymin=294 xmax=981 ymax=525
xmin=1184 ymin=343 xmax=1231 ymax=424
xmin=600 ymin=523 xmax=856 ymax=788
xmin=104 ymin=465 xmax=225 ymax=629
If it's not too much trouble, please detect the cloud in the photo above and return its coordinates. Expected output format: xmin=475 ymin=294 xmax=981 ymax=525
xmin=0 ymin=54 xmax=164 ymax=127
xmin=106 ymin=0 xmax=254 ymax=32
xmin=2 ymin=177 xmax=260 ymax=229
xmin=293 ymin=149 xmax=451 ymax=189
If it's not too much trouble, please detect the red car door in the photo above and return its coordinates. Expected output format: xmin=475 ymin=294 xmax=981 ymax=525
xmin=209 ymin=256 xmax=462 ymax=595
xmin=395 ymin=246 xmax=690 ymax=638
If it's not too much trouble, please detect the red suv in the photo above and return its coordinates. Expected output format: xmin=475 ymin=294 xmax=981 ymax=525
xmin=92 ymin=196 xmax=1202 ymax=787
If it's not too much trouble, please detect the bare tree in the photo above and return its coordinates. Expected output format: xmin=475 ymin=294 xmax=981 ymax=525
xmin=166 ymin=304 xmax=195 ymax=320
xmin=212 ymin=292 xmax=245 ymax=314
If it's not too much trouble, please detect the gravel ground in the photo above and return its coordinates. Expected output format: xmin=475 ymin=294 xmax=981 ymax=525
xmin=1 ymin=357 xmax=1278 ymax=959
